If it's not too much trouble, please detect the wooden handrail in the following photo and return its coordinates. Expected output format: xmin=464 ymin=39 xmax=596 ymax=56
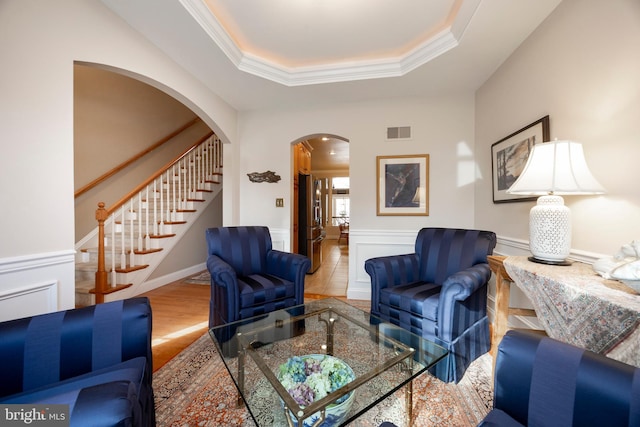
xmin=93 ymin=130 xmax=219 ymax=300
xmin=104 ymin=131 xmax=213 ymax=216
xmin=75 ymin=117 xmax=201 ymax=199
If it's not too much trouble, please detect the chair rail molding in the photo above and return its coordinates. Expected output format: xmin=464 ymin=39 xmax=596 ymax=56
xmin=495 ymin=234 xmax=605 ymax=264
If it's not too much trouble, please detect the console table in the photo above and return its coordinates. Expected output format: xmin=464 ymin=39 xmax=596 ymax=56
xmin=487 ymin=255 xmax=544 ymax=358
xmin=502 ymin=256 xmax=640 ymax=367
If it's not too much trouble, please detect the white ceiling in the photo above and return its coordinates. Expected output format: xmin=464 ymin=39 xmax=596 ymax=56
xmin=100 ymin=0 xmax=562 ymax=112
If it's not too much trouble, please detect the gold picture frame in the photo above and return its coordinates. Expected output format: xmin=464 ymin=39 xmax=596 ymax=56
xmin=376 ymin=154 xmax=429 ymax=216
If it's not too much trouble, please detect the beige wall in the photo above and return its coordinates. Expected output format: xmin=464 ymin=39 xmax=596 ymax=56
xmin=235 ymin=94 xmax=476 ymax=232
xmin=475 ymin=0 xmax=640 ymax=258
xmin=74 ymin=65 xmax=197 ymax=189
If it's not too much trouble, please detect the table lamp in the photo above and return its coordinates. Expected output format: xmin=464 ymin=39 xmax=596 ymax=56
xmin=507 ymin=140 xmax=605 ymax=265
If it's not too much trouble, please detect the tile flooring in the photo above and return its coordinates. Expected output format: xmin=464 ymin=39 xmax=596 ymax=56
xmin=304 ymin=238 xmax=349 ymax=297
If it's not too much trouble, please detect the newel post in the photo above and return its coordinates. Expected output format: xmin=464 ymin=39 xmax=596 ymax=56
xmin=94 ymin=202 xmax=108 ymax=304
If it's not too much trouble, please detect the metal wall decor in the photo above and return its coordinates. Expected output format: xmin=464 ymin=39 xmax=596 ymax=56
xmin=247 ymin=171 xmax=281 ymax=183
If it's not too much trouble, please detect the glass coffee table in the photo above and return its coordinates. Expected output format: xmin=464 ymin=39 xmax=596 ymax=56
xmin=209 ymin=298 xmax=447 ymax=426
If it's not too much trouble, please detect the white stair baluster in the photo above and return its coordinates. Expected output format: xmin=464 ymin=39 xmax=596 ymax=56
xmin=214 ymin=137 xmax=219 ymax=174
xmin=205 ymin=140 xmax=209 ymax=182
xmin=210 ymin=137 xmax=214 ymax=174
xmin=198 ymin=144 xmax=203 ymax=188
xmin=129 ymin=199 xmax=135 ymax=267
xmin=190 ymin=151 xmax=194 ymax=200
xmin=137 ymin=193 xmax=143 ymax=252
xmin=153 ymin=180 xmax=158 ymax=236
xmin=111 ymin=216 xmax=116 ymax=287
xmin=145 ymin=186 xmax=150 ymax=250
xmin=171 ymin=165 xmax=176 ymax=221
xmin=165 ymin=170 xmax=170 ymax=224
xmin=159 ymin=176 xmax=164 ymax=235
xmin=183 ymin=157 xmax=188 ymax=208
xmin=120 ymin=206 xmax=126 ymax=269
xmin=178 ymin=159 xmax=183 ymax=210
xmin=187 ymin=152 xmax=192 ymax=200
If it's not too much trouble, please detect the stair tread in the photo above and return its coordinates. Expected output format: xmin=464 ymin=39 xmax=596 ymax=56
xmin=79 ymin=247 xmax=163 ymax=254
xmin=134 ymin=248 xmax=163 ymax=255
xmin=76 ymin=262 xmax=149 ymax=272
xmin=114 ymin=264 xmax=149 ymax=273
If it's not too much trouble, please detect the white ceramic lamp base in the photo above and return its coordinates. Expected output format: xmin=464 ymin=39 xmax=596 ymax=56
xmin=528 ymin=195 xmax=572 ymax=265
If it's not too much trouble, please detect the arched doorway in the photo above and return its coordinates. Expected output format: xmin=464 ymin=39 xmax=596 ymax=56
xmin=291 ymin=135 xmax=349 ymax=296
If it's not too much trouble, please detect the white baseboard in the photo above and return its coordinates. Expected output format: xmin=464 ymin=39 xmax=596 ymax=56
xmin=135 ymin=263 xmax=207 ymax=296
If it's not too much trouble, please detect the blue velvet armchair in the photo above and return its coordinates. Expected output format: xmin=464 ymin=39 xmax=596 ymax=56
xmin=0 ymin=297 xmax=155 ymax=427
xmin=206 ymin=226 xmax=311 ymax=329
xmin=364 ymin=227 xmax=496 ymax=383
xmin=479 ymin=330 xmax=640 ymax=427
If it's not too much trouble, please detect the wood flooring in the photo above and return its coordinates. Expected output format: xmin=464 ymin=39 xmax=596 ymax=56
xmin=143 ymin=238 xmax=349 ymax=371
xmin=141 ymin=281 xmax=210 ymax=371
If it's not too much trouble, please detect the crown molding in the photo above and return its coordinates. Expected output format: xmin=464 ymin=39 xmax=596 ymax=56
xmin=179 ymin=0 xmax=481 ymax=86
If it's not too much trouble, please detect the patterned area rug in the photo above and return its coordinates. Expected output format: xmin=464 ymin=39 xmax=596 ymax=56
xmin=153 ymin=332 xmax=493 ymax=426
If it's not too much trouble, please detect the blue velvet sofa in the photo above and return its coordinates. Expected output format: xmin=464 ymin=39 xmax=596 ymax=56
xmin=0 ymin=297 xmax=155 ymax=427
xmin=480 ymin=330 xmax=640 ymax=427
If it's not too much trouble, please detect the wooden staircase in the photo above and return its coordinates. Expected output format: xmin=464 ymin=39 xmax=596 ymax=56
xmin=74 ymin=133 xmax=222 ymax=306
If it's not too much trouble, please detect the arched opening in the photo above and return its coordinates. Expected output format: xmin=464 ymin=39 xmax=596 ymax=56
xmin=291 ymin=134 xmax=349 ymax=297
xmin=73 ymin=62 xmax=224 ymax=297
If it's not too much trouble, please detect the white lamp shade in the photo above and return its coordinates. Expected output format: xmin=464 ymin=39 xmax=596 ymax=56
xmin=507 ymin=140 xmax=605 ymax=196
xmin=506 ymin=140 xmax=604 ymax=264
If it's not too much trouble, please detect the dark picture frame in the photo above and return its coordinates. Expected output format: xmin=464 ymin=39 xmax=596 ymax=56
xmin=491 ymin=116 xmax=550 ymax=203
xmin=376 ymin=154 xmax=429 ymax=216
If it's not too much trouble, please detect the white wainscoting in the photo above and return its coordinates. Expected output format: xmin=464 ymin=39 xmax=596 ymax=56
xmin=269 ymin=227 xmax=290 ymax=252
xmin=0 ymin=250 xmax=75 ymax=321
xmin=347 ymin=229 xmax=419 ymax=301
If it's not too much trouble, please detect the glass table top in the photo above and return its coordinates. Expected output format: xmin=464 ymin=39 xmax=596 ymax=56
xmin=209 ymin=298 xmax=448 ymax=426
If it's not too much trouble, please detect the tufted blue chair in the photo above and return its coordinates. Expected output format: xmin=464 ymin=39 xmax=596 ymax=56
xmin=365 ymin=227 xmax=496 ymax=383
xmin=479 ymin=330 xmax=640 ymax=427
xmin=206 ymin=226 xmax=311 ymax=329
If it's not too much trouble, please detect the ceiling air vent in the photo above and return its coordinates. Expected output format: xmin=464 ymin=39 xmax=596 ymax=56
xmin=386 ymin=126 xmax=411 ymax=140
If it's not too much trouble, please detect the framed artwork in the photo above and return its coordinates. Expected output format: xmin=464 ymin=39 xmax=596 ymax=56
xmin=491 ymin=116 xmax=550 ymax=203
xmin=376 ymin=154 xmax=429 ymax=216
